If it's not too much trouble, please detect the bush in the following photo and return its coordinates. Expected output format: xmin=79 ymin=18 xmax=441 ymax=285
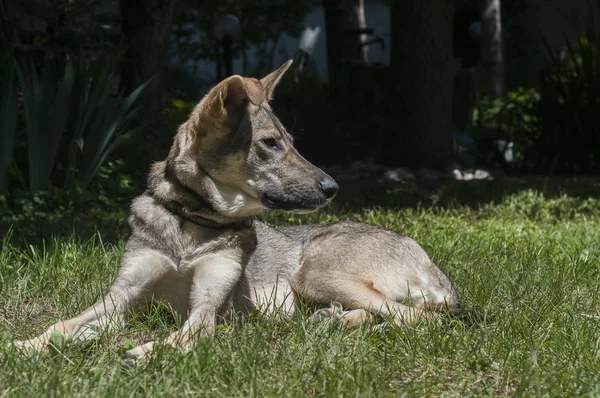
xmin=472 ymin=87 xmax=541 ymax=170
xmin=537 ymin=9 xmax=600 ymax=173
xmin=474 ymin=3 xmax=600 ymax=174
xmin=0 ymin=53 xmax=152 ymax=193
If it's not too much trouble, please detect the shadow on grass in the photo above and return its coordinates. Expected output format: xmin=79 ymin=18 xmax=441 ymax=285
xmin=335 ymin=176 xmax=600 ymax=212
xmin=2 ymin=176 xmax=600 ymax=248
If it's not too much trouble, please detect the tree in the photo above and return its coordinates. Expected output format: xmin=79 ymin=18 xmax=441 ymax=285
xmin=120 ymin=0 xmax=175 ymax=116
xmin=480 ymin=0 xmax=504 ymax=97
xmin=384 ymin=0 xmax=456 ymax=169
xmin=323 ymin=0 xmax=368 ymax=88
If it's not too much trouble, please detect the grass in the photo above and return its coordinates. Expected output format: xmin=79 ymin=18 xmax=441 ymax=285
xmin=2 ymin=179 xmax=600 ymax=396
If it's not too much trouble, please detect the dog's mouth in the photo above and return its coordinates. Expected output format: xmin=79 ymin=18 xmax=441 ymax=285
xmin=260 ymin=193 xmax=328 ymax=213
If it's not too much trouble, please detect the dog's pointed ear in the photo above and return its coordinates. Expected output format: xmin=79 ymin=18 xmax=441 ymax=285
xmin=205 ymin=75 xmax=265 ymax=116
xmin=221 ymin=76 xmax=250 ymax=110
xmin=221 ymin=75 xmax=266 ymax=109
xmin=261 ymin=60 xmax=293 ymax=101
xmin=193 ymin=75 xmax=265 ymax=140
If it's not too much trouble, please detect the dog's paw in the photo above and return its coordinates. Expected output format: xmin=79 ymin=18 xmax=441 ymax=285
xmin=123 ymin=357 xmax=138 ymax=368
xmin=311 ymin=301 xmax=344 ymax=323
xmin=310 ymin=308 xmax=333 ymax=322
xmin=123 ymin=341 xmax=155 ymax=366
xmin=330 ymin=301 xmax=343 ymax=315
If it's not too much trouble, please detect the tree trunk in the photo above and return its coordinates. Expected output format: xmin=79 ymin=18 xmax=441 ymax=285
xmin=120 ymin=0 xmax=175 ymax=116
xmin=385 ymin=0 xmax=456 ymax=169
xmin=323 ymin=0 xmax=368 ymax=88
xmin=480 ymin=0 xmax=504 ymax=97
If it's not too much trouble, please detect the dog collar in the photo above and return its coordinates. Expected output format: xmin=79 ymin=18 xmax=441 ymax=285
xmin=164 ymin=201 xmax=253 ymax=230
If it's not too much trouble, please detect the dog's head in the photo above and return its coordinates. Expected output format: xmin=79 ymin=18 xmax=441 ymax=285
xmin=172 ymin=60 xmax=338 ymax=218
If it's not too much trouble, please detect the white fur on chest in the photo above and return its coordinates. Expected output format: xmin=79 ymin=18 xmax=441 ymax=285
xmin=211 ymin=181 xmax=265 ymax=218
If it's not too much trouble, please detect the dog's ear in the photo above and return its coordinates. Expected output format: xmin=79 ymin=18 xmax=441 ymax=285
xmin=193 ymin=76 xmax=265 ymax=139
xmin=223 ymin=76 xmax=266 ymax=108
xmin=201 ymin=75 xmax=264 ymax=120
xmin=217 ymin=75 xmax=265 ymax=111
xmin=261 ymin=60 xmax=293 ymax=101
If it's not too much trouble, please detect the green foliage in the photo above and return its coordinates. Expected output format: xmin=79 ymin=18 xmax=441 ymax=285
xmin=474 ymin=1 xmax=600 ymax=174
xmin=0 ymin=160 xmax=135 ymax=242
xmin=8 ymin=54 xmax=152 ymax=193
xmin=48 ymin=331 xmax=67 ymax=354
xmin=473 ymin=88 xmax=541 ymax=168
xmin=538 ymin=2 xmax=600 ymax=173
xmin=474 ymin=88 xmax=541 ymax=141
xmin=161 ymin=99 xmax=196 ymax=131
xmin=472 ymin=1 xmax=600 ymax=174
xmin=15 ymin=58 xmax=75 ymax=192
xmin=64 ymin=57 xmax=154 ymax=189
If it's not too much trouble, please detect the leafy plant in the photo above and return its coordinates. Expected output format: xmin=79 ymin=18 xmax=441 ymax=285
xmin=538 ymin=0 xmax=600 ymax=173
xmin=13 ymin=55 xmax=152 ymax=192
xmin=472 ymin=87 xmax=541 ymax=169
xmin=161 ymin=98 xmax=197 ymax=131
xmin=15 ymin=58 xmax=75 ymax=192
xmin=474 ymin=88 xmax=541 ymax=141
xmin=63 ymin=58 xmax=153 ymax=188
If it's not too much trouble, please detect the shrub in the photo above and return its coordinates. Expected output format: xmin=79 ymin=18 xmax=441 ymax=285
xmin=474 ymin=2 xmax=600 ymax=174
xmin=538 ymin=4 xmax=600 ymax=173
xmin=472 ymin=87 xmax=541 ymax=170
xmin=0 ymin=53 xmax=152 ymax=193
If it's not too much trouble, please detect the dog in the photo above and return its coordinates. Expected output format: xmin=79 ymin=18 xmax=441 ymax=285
xmin=14 ymin=60 xmax=459 ymax=360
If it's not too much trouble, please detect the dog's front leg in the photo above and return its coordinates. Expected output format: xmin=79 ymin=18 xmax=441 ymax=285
xmin=14 ymin=249 xmax=173 ymax=352
xmin=14 ymin=293 xmax=127 ymax=352
xmin=125 ymin=253 xmax=243 ymax=360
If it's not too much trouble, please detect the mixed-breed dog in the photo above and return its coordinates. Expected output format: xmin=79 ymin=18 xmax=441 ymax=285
xmin=14 ymin=61 xmax=461 ymax=361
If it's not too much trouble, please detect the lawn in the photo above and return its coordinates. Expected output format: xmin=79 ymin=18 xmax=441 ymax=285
xmin=1 ymin=179 xmax=600 ymax=397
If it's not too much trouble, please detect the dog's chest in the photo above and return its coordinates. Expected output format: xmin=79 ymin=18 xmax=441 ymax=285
xmin=175 ymin=221 xmax=257 ymax=267
xmin=176 ymin=221 xmax=222 ymax=260
xmin=180 ymin=221 xmax=219 ymax=247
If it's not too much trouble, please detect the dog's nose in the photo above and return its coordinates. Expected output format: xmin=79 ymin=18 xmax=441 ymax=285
xmin=319 ymin=176 xmax=339 ymax=199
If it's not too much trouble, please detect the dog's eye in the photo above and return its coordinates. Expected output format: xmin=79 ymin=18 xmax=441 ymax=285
xmin=262 ymin=138 xmax=280 ymax=149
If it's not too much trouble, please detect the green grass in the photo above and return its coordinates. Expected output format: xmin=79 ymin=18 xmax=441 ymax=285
xmin=2 ymin=180 xmax=600 ymax=396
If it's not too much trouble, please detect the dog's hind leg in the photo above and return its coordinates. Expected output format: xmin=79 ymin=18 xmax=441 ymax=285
xmin=14 ymin=249 xmax=173 ymax=352
xmin=293 ymin=270 xmax=429 ymax=327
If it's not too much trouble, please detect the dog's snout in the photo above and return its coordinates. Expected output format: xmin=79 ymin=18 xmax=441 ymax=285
xmin=319 ymin=176 xmax=339 ymax=199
